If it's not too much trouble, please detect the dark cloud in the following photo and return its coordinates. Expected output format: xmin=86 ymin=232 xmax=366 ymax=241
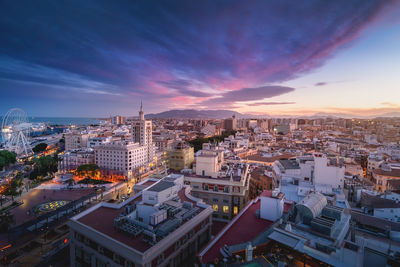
xmin=315 ymin=82 xmax=327 ymax=86
xmin=0 ymin=0 xmax=397 ymax=115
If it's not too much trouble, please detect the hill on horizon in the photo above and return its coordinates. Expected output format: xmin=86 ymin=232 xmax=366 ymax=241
xmin=145 ymin=109 xmax=242 ymax=119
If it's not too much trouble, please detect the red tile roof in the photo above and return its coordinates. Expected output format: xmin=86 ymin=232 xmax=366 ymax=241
xmin=199 ymin=198 xmax=274 ymax=264
xmin=260 ymin=190 xmax=272 ymax=197
xmin=373 ymin=168 xmax=400 ymax=178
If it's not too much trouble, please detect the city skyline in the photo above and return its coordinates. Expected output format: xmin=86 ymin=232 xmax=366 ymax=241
xmin=1 ymin=1 xmax=400 ymax=117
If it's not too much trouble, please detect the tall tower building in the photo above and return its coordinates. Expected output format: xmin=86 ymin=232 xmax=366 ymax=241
xmin=225 ymin=114 xmax=237 ymax=131
xmin=131 ymin=102 xmax=154 ymax=163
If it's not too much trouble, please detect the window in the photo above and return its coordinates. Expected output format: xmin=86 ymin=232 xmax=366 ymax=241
xmin=214 ymin=185 xmax=218 ymax=192
xmin=212 ymin=204 xmax=219 ymax=211
xmin=224 ymin=186 xmax=229 ymax=193
xmin=223 ymin=206 xmax=229 ymax=213
xmin=204 ymin=184 xmax=208 ymax=191
xmin=233 ymin=206 xmax=238 ymax=215
xmin=213 ymin=198 xmax=218 ymax=203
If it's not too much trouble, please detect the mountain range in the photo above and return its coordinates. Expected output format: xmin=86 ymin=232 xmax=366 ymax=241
xmin=144 ymin=109 xmax=400 ymax=119
xmin=145 ymin=109 xmax=242 ymax=119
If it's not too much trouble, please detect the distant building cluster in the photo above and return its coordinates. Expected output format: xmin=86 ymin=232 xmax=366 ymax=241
xmin=55 ymin=111 xmax=400 ymax=266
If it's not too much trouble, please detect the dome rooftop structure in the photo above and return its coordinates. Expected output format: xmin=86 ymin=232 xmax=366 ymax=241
xmin=296 ymin=192 xmax=327 ymax=224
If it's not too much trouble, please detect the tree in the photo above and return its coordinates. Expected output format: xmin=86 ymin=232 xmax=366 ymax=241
xmin=3 ymin=183 xmax=19 ymax=202
xmin=32 ymin=143 xmax=48 ymax=153
xmin=188 ymin=130 xmax=237 ymax=152
xmin=29 ymin=155 xmax=58 ymax=180
xmin=0 ymin=150 xmax=17 ymax=170
xmin=76 ymin=164 xmax=99 ymax=179
xmin=0 ymin=157 xmax=5 ymax=171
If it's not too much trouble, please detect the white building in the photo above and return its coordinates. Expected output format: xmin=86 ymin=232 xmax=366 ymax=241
xmin=95 ymin=141 xmax=149 ymax=177
xmin=313 ymin=153 xmax=345 ymax=189
xmin=94 ymin=103 xmax=155 ymax=177
xmin=68 ymin=174 xmax=213 ymax=267
xmin=58 ymin=149 xmax=95 ymax=172
xmin=131 ymin=102 xmax=155 ymax=164
xmin=65 ymin=131 xmax=97 ymax=151
xmin=273 ymin=153 xmax=344 ymax=189
xmin=87 ymin=136 xmax=112 ymax=148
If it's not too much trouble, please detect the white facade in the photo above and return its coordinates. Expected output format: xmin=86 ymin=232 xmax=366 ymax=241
xmin=142 ymin=174 xmax=184 ymax=205
xmin=94 ymin=141 xmax=149 ymax=177
xmin=94 ymin=104 xmax=155 ymax=177
xmin=131 ymin=103 xmax=155 ymax=164
xmin=313 ymin=153 xmax=345 ymax=189
xmin=195 ymin=150 xmax=224 ymax=178
xmin=260 ymin=191 xmax=284 ymax=221
xmin=65 ymin=132 xmax=96 ymax=151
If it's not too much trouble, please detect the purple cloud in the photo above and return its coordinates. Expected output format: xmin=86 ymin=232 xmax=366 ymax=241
xmin=201 ymin=86 xmax=295 ymax=107
xmin=0 ymin=0 xmax=398 ymax=115
xmin=249 ymin=102 xmax=296 ymax=106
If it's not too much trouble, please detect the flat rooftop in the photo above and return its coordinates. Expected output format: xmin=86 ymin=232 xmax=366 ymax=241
xmin=185 ymin=173 xmax=242 ymax=182
xmin=77 ymin=188 xmax=203 ymax=253
xmin=279 ymin=159 xmax=300 ymax=169
xmin=146 ymin=180 xmax=175 ymax=192
xmin=245 ymin=153 xmax=295 ymax=163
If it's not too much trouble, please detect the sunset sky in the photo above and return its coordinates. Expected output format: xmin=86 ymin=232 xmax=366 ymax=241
xmin=1 ymin=0 xmax=400 ymax=117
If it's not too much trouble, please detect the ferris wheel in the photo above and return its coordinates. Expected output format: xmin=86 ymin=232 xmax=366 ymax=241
xmin=1 ymin=108 xmax=33 ymax=156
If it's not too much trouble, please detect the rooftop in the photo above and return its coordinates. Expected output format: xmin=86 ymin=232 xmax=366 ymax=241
xmin=199 ymin=198 xmax=274 ymax=263
xmin=147 ymin=180 xmax=175 ymax=192
xmin=77 ymin=188 xmax=205 ymax=252
xmin=74 ymin=176 xmax=208 ymax=253
xmin=78 ymin=195 xmax=152 ymax=252
xmin=279 ymin=159 xmax=300 ymax=170
xmin=373 ymin=168 xmax=400 ymax=178
xmin=245 ymin=153 xmax=295 ymax=164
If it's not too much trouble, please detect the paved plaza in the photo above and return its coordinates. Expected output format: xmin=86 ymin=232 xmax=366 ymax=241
xmin=10 ymin=188 xmax=96 ymax=225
